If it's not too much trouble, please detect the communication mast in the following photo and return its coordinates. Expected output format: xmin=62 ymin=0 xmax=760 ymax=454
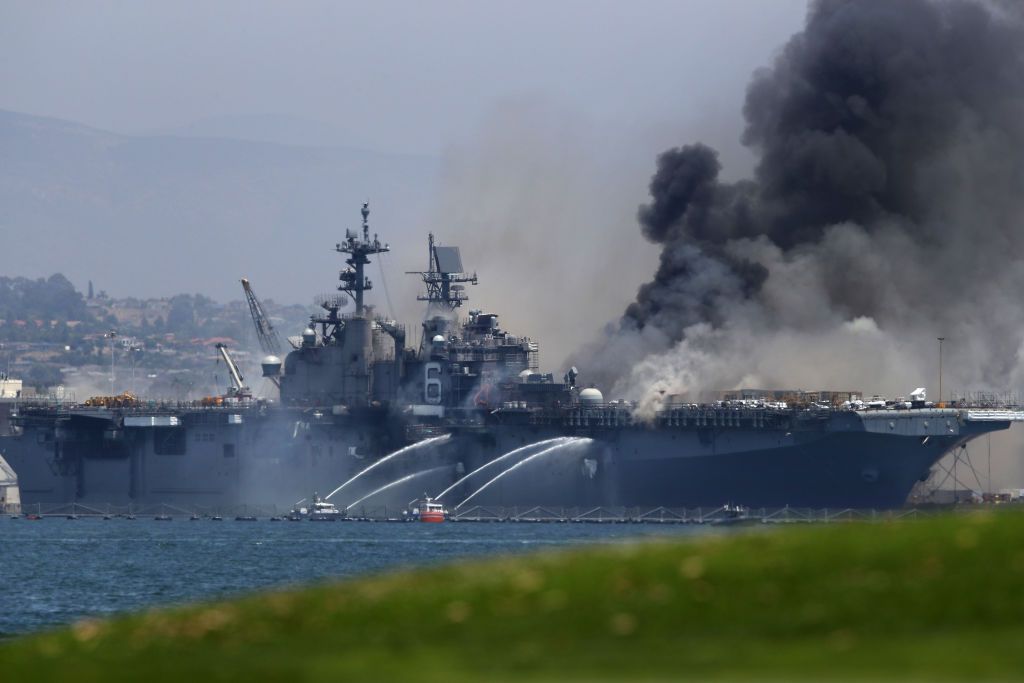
xmin=336 ymin=203 xmax=390 ymax=317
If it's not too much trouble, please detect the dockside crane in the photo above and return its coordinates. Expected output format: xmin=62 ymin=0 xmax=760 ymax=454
xmin=240 ymin=278 xmax=283 ymax=387
xmin=241 ymin=278 xmax=282 ymax=355
xmin=214 ymin=342 xmax=251 ymax=401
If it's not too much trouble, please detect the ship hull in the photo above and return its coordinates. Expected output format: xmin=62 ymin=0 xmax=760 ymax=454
xmin=0 ymin=405 xmax=408 ymax=511
xmin=0 ymin=407 xmax=1013 ymax=512
xmin=445 ymin=410 xmax=1006 ymax=510
xmin=609 ymin=431 xmax=958 ymax=509
xmin=442 ymin=434 xmax=961 ymax=511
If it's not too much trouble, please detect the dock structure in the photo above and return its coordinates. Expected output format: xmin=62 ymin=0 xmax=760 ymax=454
xmin=8 ymin=500 xmax=1008 ymax=523
xmin=445 ymin=505 xmax=972 ymax=524
xmin=445 ymin=505 xmax=889 ymax=524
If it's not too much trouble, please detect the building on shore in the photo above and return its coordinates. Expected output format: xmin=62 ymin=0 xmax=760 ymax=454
xmin=0 ymin=376 xmax=22 ymax=398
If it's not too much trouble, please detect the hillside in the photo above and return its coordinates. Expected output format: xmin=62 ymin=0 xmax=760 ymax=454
xmin=1 ymin=512 xmax=1021 ymax=681
xmin=0 ymin=109 xmax=439 ymax=306
xmin=0 ymin=272 xmax=309 ymax=397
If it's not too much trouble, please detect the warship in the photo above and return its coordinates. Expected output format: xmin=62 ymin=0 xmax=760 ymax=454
xmin=2 ymin=204 xmax=1022 ymax=512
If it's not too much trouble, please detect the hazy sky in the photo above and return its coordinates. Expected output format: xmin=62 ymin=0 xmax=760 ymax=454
xmin=0 ymin=0 xmax=810 ymax=369
xmin=1 ymin=1 xmax=806 ymax=157
xmin=1 ymin=0 xmax=810 ymax=363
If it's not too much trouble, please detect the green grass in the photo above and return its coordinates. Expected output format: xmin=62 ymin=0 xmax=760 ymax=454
xmin=4 ymin=513 xmax=1024 ymax=681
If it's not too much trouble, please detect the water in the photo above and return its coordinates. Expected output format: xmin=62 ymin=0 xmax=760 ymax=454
xmin=456 ymin=438 xmax=592 ymax=509
xmin=0 ymin=516 xmax=707 ymax=638
xmin=344 ymin=465 xmax=451 ymax=511
xmin=324 ymin=434 xmax=450 ymax=503
xmin=435 ymin=437 xmax=571 ymax=503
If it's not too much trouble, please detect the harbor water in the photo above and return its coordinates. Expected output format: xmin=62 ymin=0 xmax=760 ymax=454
xmin=0 ymin=517 xmax=707 ymax=638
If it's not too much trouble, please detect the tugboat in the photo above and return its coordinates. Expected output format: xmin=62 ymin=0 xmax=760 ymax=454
xmin=408 ymin=497 xmax=447 ymax=523
xmin=298 ymin=492 xmax=342 ymax=521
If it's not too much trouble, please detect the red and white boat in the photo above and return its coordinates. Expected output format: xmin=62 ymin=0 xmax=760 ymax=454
xmin=409 ymin=498 xmax=447 ymax=523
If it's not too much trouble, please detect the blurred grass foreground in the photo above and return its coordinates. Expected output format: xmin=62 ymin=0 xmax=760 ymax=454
xmin=3 ymin=513 xmax=1024 ymax=681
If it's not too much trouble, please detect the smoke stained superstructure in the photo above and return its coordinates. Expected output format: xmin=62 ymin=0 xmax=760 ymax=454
xmin=572 ymin=0 xmax=1024 ymax=425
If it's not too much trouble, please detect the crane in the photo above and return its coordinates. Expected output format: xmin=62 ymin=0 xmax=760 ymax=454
xmin=214 ymin=343 xmax=251 ymax=400
xmin=0 ymin=453 xmax=17 ymax=486
xmin=241 ymin=278 xmax=282 ymax=355
xmin=240 ymin=278 xmax=284 ymax=389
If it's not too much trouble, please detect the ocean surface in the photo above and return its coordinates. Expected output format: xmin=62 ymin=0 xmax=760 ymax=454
xmin=0 ymin=517 xmax=707 ymax=638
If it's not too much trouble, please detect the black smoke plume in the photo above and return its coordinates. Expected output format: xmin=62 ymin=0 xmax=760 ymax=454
xmin=577 ymin=0 xmax=1024 ymax=412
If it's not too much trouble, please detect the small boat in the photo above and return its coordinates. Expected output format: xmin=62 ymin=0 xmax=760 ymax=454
xmin=210 ymin=515 xmax=223 ymax=521
xmin=25 ymin=513 xmax=42 ymax=520
xmin=66 ymin=514 xmax=79 ymax=520
xmin=301 ymin=493 xmax=342 ymax=521
xmin=190 ymin=514 xmax=201 ymax=521
xmin=269 ymin=516 xmax=284 ymax=521
xmin=309 ymin=501 xmax=341 ymax=521
xmin=154 ymin=514 xmax=173 ymax=521
xmin=409 ymin=497 xmax=447 ymax=523
xmin=710 ymin=503 xmax=760 ymax=527
xmin=235 ymin=515 xmax=258 ymax=522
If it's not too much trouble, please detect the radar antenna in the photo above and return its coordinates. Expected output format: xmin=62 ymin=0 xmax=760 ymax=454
xmin=406 ymin=233 xmax=478 ymax=311
xmin=336 ymin=202 xmax=390 ymax=317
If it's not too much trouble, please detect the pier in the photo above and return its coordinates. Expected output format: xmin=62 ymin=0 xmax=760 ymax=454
xmin=8 ymin=501 xmax=1003 ymax=524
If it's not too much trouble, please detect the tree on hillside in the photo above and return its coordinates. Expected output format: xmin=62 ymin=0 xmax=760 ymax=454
xmin=167 ymin=295 xmax=198 ymax=335
xmin=0 ymin=274 xmax=92 ymax=322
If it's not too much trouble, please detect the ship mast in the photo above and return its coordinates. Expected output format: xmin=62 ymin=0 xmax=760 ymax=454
xmin=407 ymin=233 xmax=477 ymax=312
xmin=336 ymin=203 xmax=389 ymax=317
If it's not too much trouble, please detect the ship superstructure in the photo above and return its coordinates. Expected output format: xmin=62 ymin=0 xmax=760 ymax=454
xmin=279 ymin=204 xmax=405 ymax=407
xmin=2 ymin=204 xmax=1023 ymax=512
xmin=403 ymin=234 xmax=539 ymax=413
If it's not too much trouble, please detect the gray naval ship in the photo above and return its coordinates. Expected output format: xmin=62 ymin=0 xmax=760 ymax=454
xmin=2 ymin=204 xmax=1023 ymax=512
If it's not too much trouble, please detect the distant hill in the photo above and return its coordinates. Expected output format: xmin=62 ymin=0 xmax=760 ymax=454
xmin=0 ymin=271 xmax=312 ymax=394
xmin=0 ymin=109 xmax=439 ymax=306
xmin=146 ymin=113 xmax=364 ymax=151
xmin=0 ymin=273 xmax=90 ymax=324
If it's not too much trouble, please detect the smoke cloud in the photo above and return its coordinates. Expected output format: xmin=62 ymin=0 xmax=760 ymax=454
xmin=423 ymin=99 xmax=661 ymax=367
xmin=575 ymin=0 xmax=1024 ymax=427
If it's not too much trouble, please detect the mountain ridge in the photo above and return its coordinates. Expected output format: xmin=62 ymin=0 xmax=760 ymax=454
xmin=0 ymin=108 xmax=439 ymax=310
